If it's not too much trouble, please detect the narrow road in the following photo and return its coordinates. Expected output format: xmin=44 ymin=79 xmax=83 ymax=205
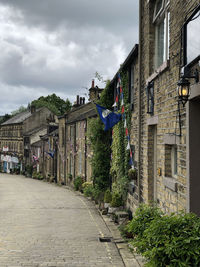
xmin=0 ymin=174 xmax=125 ymax=267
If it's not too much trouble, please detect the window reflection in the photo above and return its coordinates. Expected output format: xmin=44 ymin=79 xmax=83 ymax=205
xmin=187 ymin=11 xmax=200 ymax=63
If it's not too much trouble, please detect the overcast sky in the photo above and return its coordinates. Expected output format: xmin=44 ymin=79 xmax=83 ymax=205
xmin=0 ymin=0 xmax=139 ymax=115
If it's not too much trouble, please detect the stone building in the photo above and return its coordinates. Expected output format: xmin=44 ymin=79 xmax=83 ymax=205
xmin=0 ymin=106 xmax=57 ymax=174
xmin=107 ymin=1 xmax=200 ymax=216
xmin=0 ymin=110 xmax=32 ymax=173
xmin=134 ymin=0 xmax=200 ymax=215
xmin=57 ymin=83 xmax=101 ymax=185
xmin=40 ymin=128 xmax=58 ymax=182
xmin=23 ymin=106 xmax=57 ymax=171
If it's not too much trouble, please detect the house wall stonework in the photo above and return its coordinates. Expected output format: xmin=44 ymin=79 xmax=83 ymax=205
xmin=57 ymin=116 xmax=66 ymax=185
xmin=138 ymin=0 xmax=200 ymax=214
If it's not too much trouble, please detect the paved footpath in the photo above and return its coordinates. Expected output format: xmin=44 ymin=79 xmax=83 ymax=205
xmin=0 ymin=174 xmax=125 ymax=267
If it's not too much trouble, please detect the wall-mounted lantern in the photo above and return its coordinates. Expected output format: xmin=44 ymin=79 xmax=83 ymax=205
xmin=177 ymin=68 xmax=199 ymax=106
xmin=146 ymin=81 xmax=154 ymax=114
xmin=177 ymin=68 xmax=199 ymax=136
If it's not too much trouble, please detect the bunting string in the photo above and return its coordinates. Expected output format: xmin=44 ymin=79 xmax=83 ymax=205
xmin=113 ymin=73 xmax=134 ymax=168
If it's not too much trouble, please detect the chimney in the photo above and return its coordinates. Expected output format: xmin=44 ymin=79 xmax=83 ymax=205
xmin=76 ymin=95 xmax=80 ymax=105
xmin=80 ymin=97 xmax=82 ymax=105
xmin=91 ymin=79 xmax=95 ymax=88
xmin=83 ymin=97 xmax=85 ymax=104
xmin=30 ymin=105 xmax=36 ymax=114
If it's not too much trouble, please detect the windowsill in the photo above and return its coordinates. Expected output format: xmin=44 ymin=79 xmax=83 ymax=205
xmin=146 ymin=60 xmax=169 ymax=84
xmin=163 ymin=176 xmax=177 ymax=192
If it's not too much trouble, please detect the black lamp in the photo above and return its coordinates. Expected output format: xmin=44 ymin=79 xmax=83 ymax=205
xmin=177 ymin=68 xmax=199 ymax=106
xmin=177 ymin=77 xmax=190 ymax=106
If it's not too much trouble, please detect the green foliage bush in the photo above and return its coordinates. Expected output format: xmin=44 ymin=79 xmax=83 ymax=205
xmin=82 ymin=182 xmax=94 ymax=197
xmin=26 ymin=165 xmax=33 ymax=176
xmin=104 ymin=189 xmax=112 ymax=203
xmin=87 ymin=80 xmax=113 ymax=200
xmin=74 ymin=176 xmax=83 ymax=191
xmin=68 ymin=173 xmax=72 ymax=181
xmin=111 ymin=192 xmax=123 ymax=207
xmin=32 ymin=170 xmax=43 ymax=180
xmin=141 ymin=212 xmax=200 ymax=267
xmin=127 ymin=204 xmax=163 ymax=240
xmin=110 ymin=71 xmax=130 ymax=202
xmin=126 ymin=205 xmax=200 ymax=267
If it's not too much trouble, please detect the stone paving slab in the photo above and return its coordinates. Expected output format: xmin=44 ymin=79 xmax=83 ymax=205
xmin=0 ymin=174 xmax=125 ymax=267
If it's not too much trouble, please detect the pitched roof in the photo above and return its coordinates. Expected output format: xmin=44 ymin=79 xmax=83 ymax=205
xmin=66 ymin=102 xmax=97 ymax=124
xmin=1 ymin=110 xmax=32 ymax=125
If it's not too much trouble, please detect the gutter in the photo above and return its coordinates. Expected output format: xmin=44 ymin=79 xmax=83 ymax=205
xmin=138 ymin=0 xmax=142 ymax=203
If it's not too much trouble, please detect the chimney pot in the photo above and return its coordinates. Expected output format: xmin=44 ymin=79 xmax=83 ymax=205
xmin=30 ymin=105 xmax=36 ymax=114
xmin=77 ymin=95 xmax=80 ymax=105
xmin=92 ymin=79 xmax=95 ymax=88
xmin=80 ymin=97 xmax=82 ymax=105
xmin=83 ymin=97 xmax=85 ymax=104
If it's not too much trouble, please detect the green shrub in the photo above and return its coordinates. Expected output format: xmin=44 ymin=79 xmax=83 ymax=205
xmin=140 ymin=212 xmax=200 ymax=267
xmin=127 ymin=204 xmax=200 ymax=267
xmin=111 ymin=192 xmax=123 ymax=207
xmin=104 ymin=189 xmax=112 ymax=203
xmin=26 ymin=165 xmax=33 ymax=176
xmin=32 ymin=170 xmax=37 ymax=179
xmin=91 ymin=187 xmax=104 ymax=203
xmin=68 ymin=173 xmax=72 ymax=181
xmin=83 ymin=183 xmax=94 ymax=197
xmin=127 ymin=204 xmax=163 ymax=240
xmin=74 ymin=176 xmax=83 ymax=191
xmin=37 ymin=173 xmax=43 ymax=180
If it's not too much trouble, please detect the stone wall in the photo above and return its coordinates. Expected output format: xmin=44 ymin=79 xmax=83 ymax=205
xmin=138 ymin=0 xmax=200 ymax=214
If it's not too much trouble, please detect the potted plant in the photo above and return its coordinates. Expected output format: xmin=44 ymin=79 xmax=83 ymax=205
xmin=104 ymin=189 xmax=112 ymax=208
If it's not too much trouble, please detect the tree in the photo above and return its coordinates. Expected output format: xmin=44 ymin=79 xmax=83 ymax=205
xmin=0 ymin=114 xmax=12 ymax=124
xmin=11 ymin=106 xmax=27 ymax=116
xmin=31 ymin=94 xmax=72 ymax=115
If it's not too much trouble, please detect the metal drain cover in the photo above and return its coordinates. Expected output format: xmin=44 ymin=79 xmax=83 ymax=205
xmin=99 ymin=237 xmax=112 ymax=242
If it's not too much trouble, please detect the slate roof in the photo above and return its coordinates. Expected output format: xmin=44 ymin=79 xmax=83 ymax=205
xmin=23 ymin=125 xmax=47 ymax=136
xmin=66 ymin=102 xmax=97 ymax=124
xmin=1 ymin=110 xmax=32 ymax=126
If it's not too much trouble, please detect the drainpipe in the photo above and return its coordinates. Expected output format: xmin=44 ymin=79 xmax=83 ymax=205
xmin=84 ymin=120 xmax=87 ymax=182
xmin=137 ymin=0 xmax=142 ymax=203
xmin=64 ymin=116 xmax=67 ymax=185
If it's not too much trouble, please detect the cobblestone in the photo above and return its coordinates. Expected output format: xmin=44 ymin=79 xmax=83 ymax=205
xmin=0 ymin=174 xmax=125 ymax=267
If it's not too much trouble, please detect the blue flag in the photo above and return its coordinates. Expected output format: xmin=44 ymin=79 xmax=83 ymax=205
xmin=95 ymin=103 xmax=121 ymax=131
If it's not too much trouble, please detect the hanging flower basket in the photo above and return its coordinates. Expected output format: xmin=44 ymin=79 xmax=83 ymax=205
xmin=128 ymin=168 xmax=137 ymax=180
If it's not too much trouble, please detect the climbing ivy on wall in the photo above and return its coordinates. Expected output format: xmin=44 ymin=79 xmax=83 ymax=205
xmin=110 ymin=71 xmax=131 ymax=202
xmin=87 ymin=80 xmax=113 ymax=195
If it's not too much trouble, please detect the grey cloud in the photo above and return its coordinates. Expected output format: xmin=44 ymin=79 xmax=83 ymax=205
xmin=0 ymin=0 xmax=139 ymax=114
xmin=1 ymin=0 xmax=138 ymax=31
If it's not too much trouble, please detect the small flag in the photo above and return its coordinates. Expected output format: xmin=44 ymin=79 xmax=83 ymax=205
xmin=95 ymin=103 xmax=122 ymax=131
xmin=121 ymin=106 xmax=125 ymax=114
xmin=125 ymin=128 xmax=129 ymax=136
xmin=129 ymin=157 xmax=133 ymax=166
xmin=126 ymin=141 xmax=130 ymax=150
xmin=116 ymin=95 xmax=119 ymax=103
xmin=124 ymin=119 xmax=127 ymax=128
xmin=112 ymin=101 xmax=117 ymax=108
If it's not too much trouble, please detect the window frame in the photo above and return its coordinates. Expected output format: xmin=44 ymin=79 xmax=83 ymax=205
xmin=171 ymin=145 xmax=177 ymax=178
xmin=153 ymin=0 xmax=170 ymax=69
xmin=182 ymin=4 xmax=200 ymax=66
